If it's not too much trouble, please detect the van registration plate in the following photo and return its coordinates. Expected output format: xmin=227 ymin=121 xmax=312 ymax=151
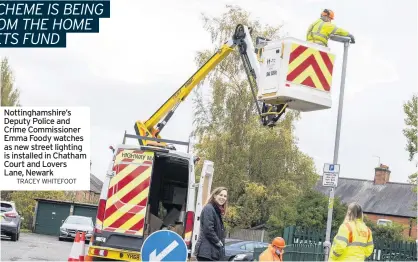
xmin=119 ymin=251 xmax=141 ymax=261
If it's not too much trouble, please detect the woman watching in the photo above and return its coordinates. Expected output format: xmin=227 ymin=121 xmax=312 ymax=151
xmin=194 ymin=187 xmax=228 ymax=261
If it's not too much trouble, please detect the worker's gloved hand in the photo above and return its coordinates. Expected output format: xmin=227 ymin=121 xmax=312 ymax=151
xmin=348 ymin=34 xmax=355 ymax=44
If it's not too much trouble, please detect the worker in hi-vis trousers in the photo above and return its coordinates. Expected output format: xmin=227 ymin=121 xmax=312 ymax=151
xmin=259 ymin=237 xmax=285 ymax=261
xmin=329 ymin=202 xmax=374 ymax=261
xmin=306 ymin=9 xmax=355 ymax=47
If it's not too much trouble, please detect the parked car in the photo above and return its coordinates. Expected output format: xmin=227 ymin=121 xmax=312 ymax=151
xmin=0 ymin=201 xmax=23 ymax=242
xmin=223 ymin=239 xmax=269 ymax=261
xmin=59 ymin=215 xmax=94 ymax=242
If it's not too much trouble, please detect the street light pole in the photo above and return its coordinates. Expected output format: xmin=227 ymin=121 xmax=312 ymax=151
xmin=323 ymin=35 xmax=352 ymax=261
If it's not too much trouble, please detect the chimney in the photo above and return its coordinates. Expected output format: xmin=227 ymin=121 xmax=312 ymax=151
xmin=374 ymin=164 xmax=391 ymax=185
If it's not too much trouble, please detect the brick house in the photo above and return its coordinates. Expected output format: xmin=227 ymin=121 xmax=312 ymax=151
xmin=66 ymin=174 xmax=103 ymax=204
xmin=315 ymin=164 xmax=417 ymax=239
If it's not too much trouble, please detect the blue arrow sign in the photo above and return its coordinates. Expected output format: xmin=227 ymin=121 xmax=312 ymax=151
xmin=141 ymin=230 xmax=188 ymax=262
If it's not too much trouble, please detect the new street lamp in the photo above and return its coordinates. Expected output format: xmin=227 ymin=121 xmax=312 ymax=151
xmin=323 ymin=34 xmax=354 ymax=261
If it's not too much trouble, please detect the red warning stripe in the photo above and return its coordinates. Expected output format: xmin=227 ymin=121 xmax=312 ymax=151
xmin=107 ymin=161 xmax=152 ymax=198
xmin=107 ymin=196 xmax=149 ymax=229
xmin=301 ymin=76 xmax=315 ymax=87
xmin=105 ymin=175 xmax=151 ymax=219
xmin=128 ymin=217 xmax=145 ymax=232
xmin=319 ymin=51 xmax=334 ymax=74
xmin=289 ymin=45 xmax=308 ymax=63
xmin=287 ymin=54 xmax=331 ymax=91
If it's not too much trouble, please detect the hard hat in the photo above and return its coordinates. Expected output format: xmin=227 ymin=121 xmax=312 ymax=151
xmin=321 ymin=9 xmax=335 ymax=20
xmin=272 ymin=237 xmax=286 ymax=248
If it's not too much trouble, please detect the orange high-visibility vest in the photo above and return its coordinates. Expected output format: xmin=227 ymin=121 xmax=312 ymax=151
xmin=259 ymin=245 xmax=283 ymax=261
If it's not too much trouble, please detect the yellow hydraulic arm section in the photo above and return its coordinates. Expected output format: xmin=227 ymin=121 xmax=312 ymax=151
xmin=134 ymin=24 xmax=286 ymax=146
xmin=134 ymin=44 xmax=234 ymax=146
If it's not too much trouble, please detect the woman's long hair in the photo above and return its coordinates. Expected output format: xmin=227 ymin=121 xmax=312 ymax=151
xmin=344 ymin=202 xmax=363 ymax=222
xmin=206 ymin=186 xmax=228 ymax=215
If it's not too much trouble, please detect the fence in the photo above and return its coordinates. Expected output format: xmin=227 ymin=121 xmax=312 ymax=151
xmin=226 ymin=228 xmax=270 ymax=242
xmin=253 ymin=226 xmax=417 ymax=261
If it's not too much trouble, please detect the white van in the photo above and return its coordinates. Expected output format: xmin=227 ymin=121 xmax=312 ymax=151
xmin=88 ymin=135 xmax=213 ymax=261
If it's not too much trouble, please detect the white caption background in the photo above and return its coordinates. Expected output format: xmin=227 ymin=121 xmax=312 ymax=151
xmin=0 ymin=107 xmax=91 ymax=190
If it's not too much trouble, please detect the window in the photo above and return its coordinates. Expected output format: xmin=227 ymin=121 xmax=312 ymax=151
xmin=0 ymin=203 xmax=13 ymax=212
xmin=239 ymin=242 xmax=256 ymax=251
xmin=256 ymin=243 xmax=269 ymax=248
xmin=377 ymin=219 xmax=392 ymax=226
xmin=245 ymin=243 xmax=256 ymax=251
xmin=65 ymin=216 xmax=93 ymax=225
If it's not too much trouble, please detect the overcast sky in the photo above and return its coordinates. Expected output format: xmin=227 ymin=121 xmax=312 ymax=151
xmin=1 ymin=0 xmax=417 ymax=185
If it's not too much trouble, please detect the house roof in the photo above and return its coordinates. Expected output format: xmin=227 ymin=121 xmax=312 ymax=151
xmin=315 ymin=177 xmax=417 ymax=218
xmin=90 ymin=174 xmax=103 ymax=194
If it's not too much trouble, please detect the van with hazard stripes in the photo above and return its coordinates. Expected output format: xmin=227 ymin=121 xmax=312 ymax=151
xmin=87 ymin=134 xmax=214 ymax=261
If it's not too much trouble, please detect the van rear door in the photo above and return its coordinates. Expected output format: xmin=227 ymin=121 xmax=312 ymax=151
xmin=191 ymin=160 xmax=214 ymax=256
xmin=102 ymin=149 xmax=155 ymax=236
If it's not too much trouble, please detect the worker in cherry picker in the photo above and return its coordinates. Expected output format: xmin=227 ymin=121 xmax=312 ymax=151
xmin=306 ymin=9 xmax=355 ymax=47
xmin=259 ymin=237 xmax=286 ymax=261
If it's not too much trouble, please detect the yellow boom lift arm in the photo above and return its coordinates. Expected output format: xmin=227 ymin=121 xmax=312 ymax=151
xmin=134 ymin=24 xmax=280 ymax=146
xmin=134 ymin=24 xmax=336 ymax=146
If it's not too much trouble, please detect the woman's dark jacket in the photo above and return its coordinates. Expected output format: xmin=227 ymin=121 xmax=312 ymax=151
xmin=194 ymin=202 xmax=225 ymax=260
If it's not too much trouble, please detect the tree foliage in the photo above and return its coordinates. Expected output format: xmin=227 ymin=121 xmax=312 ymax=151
xmin=0 ymin=57 xmax=21 ymax=202
xmin=294 ymin=189 xmax=347 ymax=233
xmin=403 ymin=94 xmax=417 ymax=162
xmin=1 ymin=57 xmax=20 ymax=106
xmin=402 ymin=94 xmax=417 ymax=204
xmin=364 ymin=216 xmax=406 ymax=242
xmin=192 ymin=5 xmax=319 ymax=234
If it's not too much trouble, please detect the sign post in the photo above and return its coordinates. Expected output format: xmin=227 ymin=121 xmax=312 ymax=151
xmin=322 ymin=164 xmax=340 ymax=187
xmin=141 ymin=230 xmax=188 ymax=262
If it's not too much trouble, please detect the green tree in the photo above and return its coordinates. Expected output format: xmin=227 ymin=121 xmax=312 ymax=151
xmin=294 ymin=189 xmax=347 ymax=232
xmin=364 ymin=216 xmax=405 ymax=241
xmin=1 ymin=57 xmax=21 ymax=106
xmin=0 ymin=57 xmax=21 ymax=202
xmin=192 ymin=5 xmax=319 ymax=232
xmin=402 ymin=94 xmax=417 ymax=210
xmin=403 ymin=94 xmax=417 ymax=162
xmin=10 ymin=191 xmax=67 ymax=230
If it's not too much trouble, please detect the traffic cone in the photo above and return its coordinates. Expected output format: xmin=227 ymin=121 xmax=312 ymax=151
xmin=79 ymin=232 xmax=86 ymax=262
xmin=68 ymin=232 xmax=81 ymax=261
xmin=84 ymin=234 xmax=93 ymax=261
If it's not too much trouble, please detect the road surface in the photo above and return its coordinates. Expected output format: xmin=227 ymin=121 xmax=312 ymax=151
xmin=1 ymin=233 xmax=74 ymax=261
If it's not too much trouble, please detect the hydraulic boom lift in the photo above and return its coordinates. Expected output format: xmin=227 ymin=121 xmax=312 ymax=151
xmin=134 ymin=24 xmax=336 ymax=146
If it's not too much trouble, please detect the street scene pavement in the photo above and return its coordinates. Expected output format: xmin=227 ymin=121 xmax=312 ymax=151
xmin=1 ymin=233 xmax=73 ymax=261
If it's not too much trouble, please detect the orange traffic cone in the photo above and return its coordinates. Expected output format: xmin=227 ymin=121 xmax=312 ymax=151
xmin=84 ymin=234 xmax=93 ymax=261
xmin=79 ymin=232 xmax=86 ymax=262
xmin=68 ymin=232 xmax=81 ymax=261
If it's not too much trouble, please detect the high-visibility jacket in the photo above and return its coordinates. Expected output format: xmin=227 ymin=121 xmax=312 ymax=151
xmin=329 ymin=219 xmax=374 ymax=261
xmin=306 ymin=18 xmax=350 ymax=46
xmin=259 ymin=244 xmax=283 ymax=261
